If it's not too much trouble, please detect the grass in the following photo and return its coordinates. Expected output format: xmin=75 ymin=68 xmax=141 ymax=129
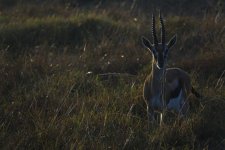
xmin=0 ymin=2 xmax=225 ymax=149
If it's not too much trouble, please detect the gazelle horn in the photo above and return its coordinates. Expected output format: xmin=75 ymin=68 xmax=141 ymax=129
xmin=159 ymin=11 xmax=165 ymax=48
xmin=152 ymin=14 xmax=158 ymax=47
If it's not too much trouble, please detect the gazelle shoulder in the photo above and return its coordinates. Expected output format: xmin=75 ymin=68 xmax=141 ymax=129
xmin=166 ymin=67 xmax=189 ymax=75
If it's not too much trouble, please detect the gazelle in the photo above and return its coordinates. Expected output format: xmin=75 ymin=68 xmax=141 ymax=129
xmin=141 ymin=12 xmax=200 ymax=126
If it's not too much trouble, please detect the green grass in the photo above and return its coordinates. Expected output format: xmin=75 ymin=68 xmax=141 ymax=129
xmin=0 ymin=2 xmax=225 ymax=149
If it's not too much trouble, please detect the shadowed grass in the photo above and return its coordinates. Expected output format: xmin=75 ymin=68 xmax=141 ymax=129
xmin=0 ymin=14 xmax=134 ymax=54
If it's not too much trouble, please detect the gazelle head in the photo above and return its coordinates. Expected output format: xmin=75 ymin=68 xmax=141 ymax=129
xmin=142 ymin=12 xmax=177 ymax=69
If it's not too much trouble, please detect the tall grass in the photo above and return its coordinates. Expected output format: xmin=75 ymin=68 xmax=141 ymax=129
xmin=0 ymin=2 xmax=225 ymax=149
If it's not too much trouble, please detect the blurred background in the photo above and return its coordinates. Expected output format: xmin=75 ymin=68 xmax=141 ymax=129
xmin=0 ymin=0 xmax=224 ymax=74
xmin=0 ymin=0 xmax=224 ymax=15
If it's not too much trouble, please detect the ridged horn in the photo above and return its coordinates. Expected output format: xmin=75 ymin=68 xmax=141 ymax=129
xmin=152 ymin=14 xmax=158 ymax=47
xmin=159 ymin=11 xmax=165 ymax=48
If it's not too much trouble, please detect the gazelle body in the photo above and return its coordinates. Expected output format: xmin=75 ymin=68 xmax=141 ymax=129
xmin=142 ymin=12 xmax=200 ymax=125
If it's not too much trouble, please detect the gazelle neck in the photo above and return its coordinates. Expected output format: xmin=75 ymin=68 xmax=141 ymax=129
xmin=151 ymin=56 xmax=164 ymax=85
xmin=151 ymin=56 xmax=167 ymax=107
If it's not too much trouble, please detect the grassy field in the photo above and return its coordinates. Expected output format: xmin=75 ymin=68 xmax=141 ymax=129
xmin=0 ymin=1 xmax=225 ymax=149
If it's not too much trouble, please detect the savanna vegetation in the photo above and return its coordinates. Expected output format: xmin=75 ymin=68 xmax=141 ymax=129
xmin=0 ymin=0 xmax=225 ymax=149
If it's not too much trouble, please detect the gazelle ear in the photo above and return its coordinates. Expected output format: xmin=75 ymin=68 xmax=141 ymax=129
xmin=141 ymin=36 xmax=154 ymax=53
xmin=167 ymin=35 xmax=177 ymax=49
